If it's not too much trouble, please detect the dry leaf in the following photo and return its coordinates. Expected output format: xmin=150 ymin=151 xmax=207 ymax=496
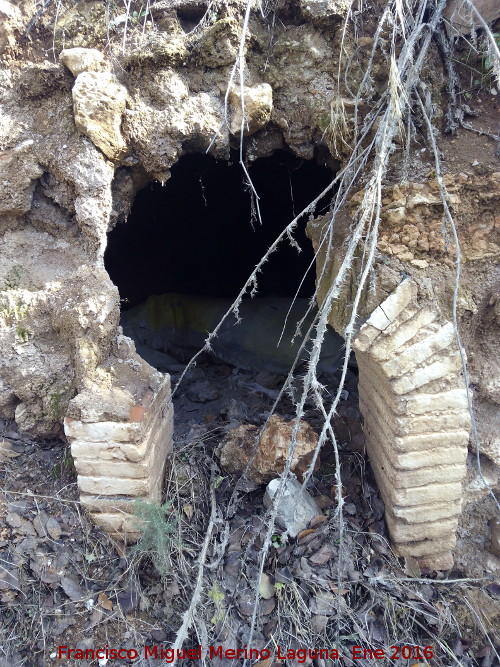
xmin=309 ymin=514 xmax=327 ymax=528
xmin=60 ymin=574 xmax=85 ymax=601
xmin=404 ymin=556 xmax=421 ymax=578
xmin=98 ymin=591 xmax=113 ymax=610
xmin=328 ymin=582 xmax=348 ymax=595
xmin=252 ymin=660 xmax=273 ymax=667
xmin=297 ymin=528 xmax=315 ymax=541
xmin=183 ymin=504 xmax=194 ymax=519
xmin=46 ymin=517 xmax=62 ymax=540
xmin=309 ymin=543 xmax=335 ymax=565
xmin=0 ymin=440 xmax=21 ymax=462
xmin=316 ymin=495 xmax=334 ymax=509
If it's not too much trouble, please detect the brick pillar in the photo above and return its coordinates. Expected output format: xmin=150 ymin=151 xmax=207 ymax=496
xmin=353 ymin=280 xmax=470 ymax=569
xmin=64 ymin=374 xmax=173 ymax=542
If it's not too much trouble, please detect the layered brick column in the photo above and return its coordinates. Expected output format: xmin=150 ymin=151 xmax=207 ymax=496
xmin=64 ymin=375 xmax=173 ymax=542
xmin=353 ymin=280 xmax=471 ymax=568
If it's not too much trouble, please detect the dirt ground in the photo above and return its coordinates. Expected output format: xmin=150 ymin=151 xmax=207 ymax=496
xmin=1 ymin=350 xmax=499 ymax=667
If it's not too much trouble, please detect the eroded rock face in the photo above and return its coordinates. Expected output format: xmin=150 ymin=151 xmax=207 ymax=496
xmin=0 ymin=1 xmax=22 ymax=56
xmin=59 ymin=47 xmax=109 ymax=76
xmin=229 ymin=83 xmax=273 ymax=136
xmin=72 ymin=71 xmax=128 ymax=162
xmin=217 ymin=415 xmax=318 ymax=485
xmin=299 ymin=0 xmax=351 ymax=25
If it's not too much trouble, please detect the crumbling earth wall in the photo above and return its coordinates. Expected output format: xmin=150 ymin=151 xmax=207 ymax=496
xmin=0 ymin=0 xmax=498 ymax=565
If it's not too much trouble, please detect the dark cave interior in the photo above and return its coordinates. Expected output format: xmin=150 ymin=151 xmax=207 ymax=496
xmin=105 ymin=150 xmax=334 ymax=310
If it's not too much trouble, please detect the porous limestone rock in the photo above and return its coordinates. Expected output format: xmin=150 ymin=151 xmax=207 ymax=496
xmin=299 ymin=0 xmax=351 ymax=25
xmin=0 ymin=140 xmax=43 ymax=220
xmin=0 ymin=0 xmax=22 ymax=56
xmin=0 ymin=227 xmax=119 ymax=436
xmin=372 ymin=175 xmax=500 ymax=264
xmin=72 ymin=72 xmax=128 ymax=162
xmin=217 ymin=415 xmax=318 ymax=484
xmin=59 ymin=48 xmax=109 ymax=76
xmin=229 ymin=83 xmax=273 ymax=136
xmin=53 ymin=0 xmax=108 ymax=50
xmin=264 ymin=477 xmax=320 ymax=538
xmin=122 ymin=69 xmax=227 ymax=181
xmin=444 ymin=0 xmax=500 ymax=36
xmin=194 ymin=17 xmax=241 ymax=67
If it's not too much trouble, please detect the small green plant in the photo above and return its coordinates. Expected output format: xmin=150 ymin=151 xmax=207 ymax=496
xmin=1 ymin=266 xmax=22 ymax=290
xmin=51 ymin=447 xmax=76 ymax=479
xmin=207 ymin=583 xmax=225 ymax=625
xmin=131 ymin=499 xmax=180 ymax=576
xmin=15 ymin=324 xmax=31 ymax=342
xmin=271 ymin=533 xmax=287 ymax=548
xmin=452 ymin=32 xmax=500 ymax=97
xmin=48 ymin=390 xmax=67 ymax=421
xmin=274 ymin=581 xmax=286 ymax=596
xmin=0 ymin=292 xmax=30 ymax=325
xmin=213 ymin=475 xmax=225 ymax=489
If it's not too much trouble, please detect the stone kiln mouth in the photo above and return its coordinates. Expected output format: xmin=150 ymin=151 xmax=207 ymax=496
xmin=105 ymin=150 xmax=334 ymax=308
xmin=93 ymin=150 xmax=472 ymax=569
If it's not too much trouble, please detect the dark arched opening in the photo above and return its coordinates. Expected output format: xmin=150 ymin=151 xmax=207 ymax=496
xmin=105 ymin=150 xmax=333 ymax=309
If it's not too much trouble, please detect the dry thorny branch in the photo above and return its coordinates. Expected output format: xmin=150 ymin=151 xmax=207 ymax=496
xmin=166 ymin=0 xmax=500 ymax=662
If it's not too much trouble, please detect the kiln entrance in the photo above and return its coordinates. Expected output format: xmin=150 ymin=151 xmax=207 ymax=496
xmin=105 ymin=150 xmax=333 ymax=310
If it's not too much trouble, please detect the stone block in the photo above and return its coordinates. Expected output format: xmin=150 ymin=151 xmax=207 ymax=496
xmin=90 ymin=512 xmax=141 ymax=534
xmin=392 ymin=500 xmax=462 ymax=524
xmin=397 ymin=388 xmax=469 ymax=416
xmin=393 ymin=534 xmax=456 ymax=557
xmin=71 ymin=439 xmax=131 ymax=461
xmin=380 ymin=306 xmax=418 ymax=337
xmin=365 ymin=435 xmax=466 ymax=487
xmin=378 ymin=474 xmax=462 ymax=506
xmin=417 ymin=552 xmax=454 ymax=570
xmin=80 ymin=495 xmax=141 ymax=514
xmin=79 ymin=455 xmax=166 ymax=516
xmin=360 ymin=387 xmax=470 ymax=436
xmin=75 ymin=456 xmax=148 ymax=479
xmin=385 ymin=512 xmax=459 ymax=542
xmin=68 ymin=393 xmax=172 ymax=462
xmin=381 ymin=323 xmax=455 ymax=378
xmin=77 ymin=406 xmax=172 ymax=496
xmin=362 ymin=407 xmax=469 ymax=453
xmin=364 ymin=279 xmax=417 ymax=331
xmin=369 ymin=308 xmax=436 ymax=360
xmin=66 ymin=372 xmax=173 ymax=542
xmin=65 ymin=418 xmax=141 ymax=443
xmin=59 ymin=47 xmax=108 ymax=76
xmin=352 ymin=323 xmax=382 ymax=352
xmin=392 ymin=448 xmax=466 ymax=473
xmin=78 ymin=475 xmax=151 ymax=496
xmin=391 ymin=354 xmax=462 ymax=394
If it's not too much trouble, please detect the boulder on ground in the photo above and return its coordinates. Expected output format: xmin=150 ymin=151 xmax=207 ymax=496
xmin=217 ymin=414 xmax=318 ymax=484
